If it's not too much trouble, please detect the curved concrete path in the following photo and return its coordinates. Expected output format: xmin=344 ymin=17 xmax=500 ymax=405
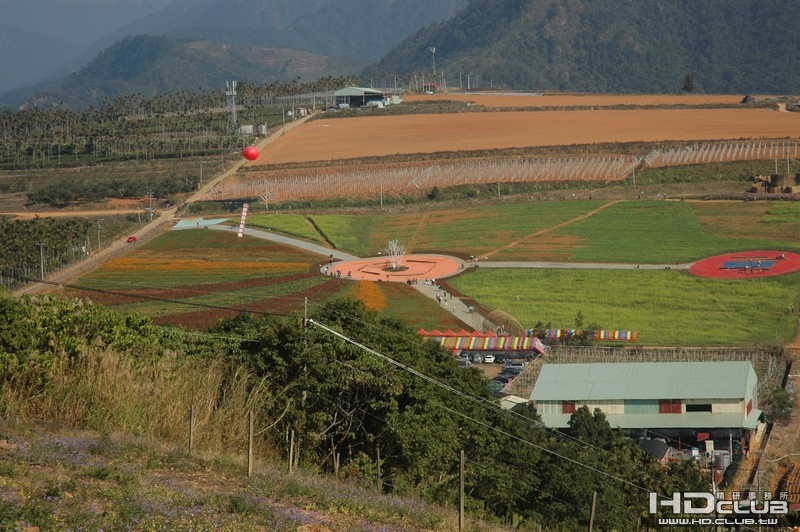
xmin=190 ymin=220 xmax=694 ymax=329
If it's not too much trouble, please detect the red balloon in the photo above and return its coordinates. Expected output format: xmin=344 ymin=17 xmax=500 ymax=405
xmin=243 ymin=146 xmax=259 ymax=161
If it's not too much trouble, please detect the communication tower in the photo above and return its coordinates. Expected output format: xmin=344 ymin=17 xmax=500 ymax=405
xmin=226 ymin=81 xmax=237 ymax=134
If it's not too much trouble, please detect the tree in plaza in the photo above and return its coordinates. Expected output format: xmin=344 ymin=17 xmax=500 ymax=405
xmin=385 ymin=239 xmax=406 ymax=271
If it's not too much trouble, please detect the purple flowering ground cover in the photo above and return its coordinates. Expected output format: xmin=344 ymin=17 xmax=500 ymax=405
xmin=0 ymin=421 xmax=511 ymax=531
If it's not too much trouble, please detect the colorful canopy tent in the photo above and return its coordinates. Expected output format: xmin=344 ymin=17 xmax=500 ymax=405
xmin=417 ymin=328 xmax=638 ymax=350
xmin=417 ymin=329 xmax=546 ymax=352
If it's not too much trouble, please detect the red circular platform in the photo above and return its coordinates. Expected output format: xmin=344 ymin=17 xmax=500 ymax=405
xmin=689 ymin=250 xmax=800 ymax=279
xmin=322 ymin=254 xmax=463 ymax=282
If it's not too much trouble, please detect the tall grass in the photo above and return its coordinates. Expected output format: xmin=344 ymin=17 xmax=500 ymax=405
xmin=0 ymin=346 xmax=275 ymax=457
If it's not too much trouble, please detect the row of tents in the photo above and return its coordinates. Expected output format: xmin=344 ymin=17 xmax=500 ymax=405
xmin=417 ymin=328 xmax=639 ymax=352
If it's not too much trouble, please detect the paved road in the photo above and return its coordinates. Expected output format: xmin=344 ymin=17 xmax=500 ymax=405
xmin=476 ymin=260 xmax=693 ymax=270
xmin=207 ymin=224 xmax=360 ymax=263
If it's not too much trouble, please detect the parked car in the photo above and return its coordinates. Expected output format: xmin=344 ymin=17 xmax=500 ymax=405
xmin=470 ymin=353 xmax=483 ymax=363
xmin=504 ymin=361 xmax=526 ymax=370
xmin=494 ymin=354 xmax=508 ymax=364
xmin=488 ymin=380 xmax=506 ymax=395
xmin=457 ymin=359 xmax=473 ymax=368
xmin=483 ymin=353 xmax=495 ymax=363
xmin=494 ymin=374 xmax=516 ymax=384
xmin=502 ymin=366 xmax=525 ymax=376
xmin=126 ymin=236 xmax=138 ymax=243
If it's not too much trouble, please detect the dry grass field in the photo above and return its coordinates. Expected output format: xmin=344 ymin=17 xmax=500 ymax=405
xmin=248 ymin=108 xmax=798 ymax=165
xmin=248 ymin=94 xmax=800 ymax=167
xmin=404 ymin=92 xmax=750 ymax=107
xmin=214 ymin=94 xmax=798 ymax=203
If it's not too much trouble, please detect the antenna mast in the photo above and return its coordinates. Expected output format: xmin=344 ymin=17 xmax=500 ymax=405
xmin=226 ymin=80 xmax=237 ymax=134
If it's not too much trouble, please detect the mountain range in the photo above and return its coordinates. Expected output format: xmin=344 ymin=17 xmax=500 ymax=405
xmin=371 ymin=0 xmax=800 ymax=95
xmin=2 ymin=0 xmax=799 ymax=110
xmin=0 ymin=0 xmax=466 ymax=107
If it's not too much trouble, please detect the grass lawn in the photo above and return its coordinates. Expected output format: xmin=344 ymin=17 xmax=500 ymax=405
xmin=68 ymin=199 xmax=800 ymax=343
xmin=246 ymin=214 xmax=325 ymax=243
xmin=447 ymin=268 xmax=800 ymax=346
xmin=551 ymin=200 xmax=800 ymax=263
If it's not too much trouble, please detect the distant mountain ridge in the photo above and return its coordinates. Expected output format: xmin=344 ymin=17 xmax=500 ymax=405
xmin=0 ymin=0 xmax=468 ymax=107
xmin=13 ymin=35 xmax=364 ymax=110
xmin=371 ymin=0 xmax=800 ymax=94
xmin=5 ymin=0 xmax=800 ymax=110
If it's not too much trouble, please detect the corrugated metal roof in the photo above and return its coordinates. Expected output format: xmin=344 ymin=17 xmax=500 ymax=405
xmin=530 ymin=361 xmax=756 ymax=401
xmin=334 ymin=86 xmax=385 ymax=97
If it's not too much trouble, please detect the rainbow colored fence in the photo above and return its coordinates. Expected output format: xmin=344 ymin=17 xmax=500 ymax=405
xmin=417 ymin=328 xmax=638 ymax=351
xmin=546 ymin=328 xmax=638 ymax=341
xmin=417 ymin=329 xmax=547 ymax=352
xmin=596 ymin=330 xmax=639 ymax=341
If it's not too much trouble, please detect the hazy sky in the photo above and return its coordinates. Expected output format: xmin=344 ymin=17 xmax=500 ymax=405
xmin=1 ymin=0 xmax=175 ymax=45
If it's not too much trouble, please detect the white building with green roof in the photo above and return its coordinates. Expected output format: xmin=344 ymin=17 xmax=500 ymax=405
xmin=530 ymin=361 xmax=762 ymax=447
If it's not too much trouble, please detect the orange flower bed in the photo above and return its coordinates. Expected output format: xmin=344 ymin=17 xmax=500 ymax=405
xmin=101 ymin=258 xmax=307 ymax=273
xmin=355 ymin=280 xmax=387 ymax=311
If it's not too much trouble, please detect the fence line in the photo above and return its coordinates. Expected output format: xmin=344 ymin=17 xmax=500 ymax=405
xmin=212 ymin=155 xmax=635 ymax=202
xmin=211 ymin=138 xmax=798 ymax=203
xmin=645 ymin=139 xmax=799 ymax=168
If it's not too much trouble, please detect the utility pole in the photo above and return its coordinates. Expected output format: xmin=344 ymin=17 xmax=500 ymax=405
xmin=148 ymin=189 xmax=154 ymax=222
xmin=459 ymin=449 xmax=465 ymax=531
xmin=38 ymin=242 xmax=45 ymax=280
xmin=96 ymin=219 xmax=103 ymax=251
xmin=226 ymin=81 xmax=237 ymax=134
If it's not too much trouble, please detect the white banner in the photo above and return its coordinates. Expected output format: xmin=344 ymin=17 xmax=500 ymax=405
xmin=237 ymin=203 xmax=249 ymax=238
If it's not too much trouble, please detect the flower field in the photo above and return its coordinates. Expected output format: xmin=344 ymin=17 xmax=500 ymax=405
xmin=67 ymin=229 xmax=338 ymax=328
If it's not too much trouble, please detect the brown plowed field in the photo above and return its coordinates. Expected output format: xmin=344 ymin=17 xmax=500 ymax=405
xmin=250 ymin=108 xmax=799 ymax=165
xmin=404 ymin=92 xmax=749 ymax=107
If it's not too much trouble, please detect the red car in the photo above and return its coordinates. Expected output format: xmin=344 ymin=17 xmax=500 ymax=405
xmin=126 ymin=236 xmax=138 ymax=243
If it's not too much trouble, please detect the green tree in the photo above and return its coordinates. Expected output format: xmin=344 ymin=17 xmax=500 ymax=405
xmin=760 ymin=386 xmax=795 ymax=423
xmin=682 ymin=72 xmax=695 ymax=93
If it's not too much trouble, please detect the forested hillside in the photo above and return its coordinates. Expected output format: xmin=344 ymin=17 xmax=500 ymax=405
xmin=370 ymin=0 xmax=800 ymax=94
xmin=155 ymin=0 xmax=468 ymax=61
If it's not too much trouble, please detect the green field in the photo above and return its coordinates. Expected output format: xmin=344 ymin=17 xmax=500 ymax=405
xmin=448 ymin=268 xmax=800 ymax=346
xmin=69 ymin=199 xmax=800 ymax=344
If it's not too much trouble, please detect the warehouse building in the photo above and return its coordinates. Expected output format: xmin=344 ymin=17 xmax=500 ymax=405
xmin=530 ymin=361 xmax=762 ymax=451
xmin=334 ymin=86 xmax=387 ymax=108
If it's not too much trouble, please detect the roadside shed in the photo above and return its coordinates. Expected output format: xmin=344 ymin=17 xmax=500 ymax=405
xmin=334 ymin=87 xmax=386 ymax=108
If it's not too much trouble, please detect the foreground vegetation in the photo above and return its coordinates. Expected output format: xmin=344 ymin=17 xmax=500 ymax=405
xmin=0 ymin=294 xmax=712 ymax=529
xmin=0 ymin=421 xmax=470 ymax=531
